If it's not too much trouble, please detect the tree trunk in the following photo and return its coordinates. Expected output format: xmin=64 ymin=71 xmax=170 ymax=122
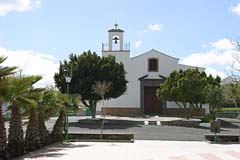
xmin=188 ymin=105 xmax=192 ymax=120
xmin=8 ymin=104 xmax=24 ymax=158
xmin=81 ymin=100 xmax=97 ymax=118
xmin=100 ymin=98 xmax=105 ymax=139
xmin=24 ymin=108 xmax=41 ymax=152
xmin=50 ymin=110 xmax=65 ymax=143
xmin=91 ymin=108 xmax=96 ymax=119
xmin=233 ymin=99 xmax=239 ymax=118
xmin=89 ymin=101 xmax=97 ymax=119
xmin=38 ymin=111 xmax=50 ymax=147
xmin=183 ymin=103 xmax=190 ymax=120
xmin=0 ymin=101 xmax=7 ymax=159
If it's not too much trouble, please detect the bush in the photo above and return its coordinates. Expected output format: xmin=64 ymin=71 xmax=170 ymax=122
xmin=3 ymin=113 xmax=11 ymax=121
xmin=201 ymin=114 xmax=215 ymax=123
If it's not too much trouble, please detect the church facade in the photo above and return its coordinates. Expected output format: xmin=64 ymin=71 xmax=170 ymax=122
xmin=99 ymin=24 xmax=206 ymax=116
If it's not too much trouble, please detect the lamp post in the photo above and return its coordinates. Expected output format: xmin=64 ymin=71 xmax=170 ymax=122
xmin=65 ymin=75 xmax=72 ymax=142
xmin=19 ymin=68 xmax=23 ymax=78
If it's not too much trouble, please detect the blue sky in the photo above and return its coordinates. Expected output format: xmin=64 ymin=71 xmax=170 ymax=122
xmin=0 ymin=0 xmax=240 ymax=86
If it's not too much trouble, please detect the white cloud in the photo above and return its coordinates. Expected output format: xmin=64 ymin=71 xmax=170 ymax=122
xmin=148 ymin=24 xmax=164 ymax=31
xmin=181 ymin=50 xmax=234 ymax=67
xmin=134 ymin=40 xmax=142 ymax=48
xmin=230 ymin=3 xmax=240 ymax=15
xmin=210 ymin=38 xmax=236 ymax=50
xmin=0 ymin=46 xmax=58 ymax=87
xmin=181 ymin=38 xmax=240 ymax=78
xmin=205 ymin=67 xmax=225 ymax=78
xmin=136 ymin=23 xmax=164 ymax=37
xmin=0 ymin=0 xmax=42 ymax=16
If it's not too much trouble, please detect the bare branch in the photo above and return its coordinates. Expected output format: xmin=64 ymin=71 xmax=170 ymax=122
xmin=228 ymin=39 xmax=240 ymax=81
xmin=92 ymin=81 xmax=112 ymax=100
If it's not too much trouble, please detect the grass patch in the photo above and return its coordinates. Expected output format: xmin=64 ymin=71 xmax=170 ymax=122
xmin=222 ymin=107 xmax=240 ymax=111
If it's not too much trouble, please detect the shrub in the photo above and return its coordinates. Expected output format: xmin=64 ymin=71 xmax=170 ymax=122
xmin=201 ymin=114 xmax=215 ymax=123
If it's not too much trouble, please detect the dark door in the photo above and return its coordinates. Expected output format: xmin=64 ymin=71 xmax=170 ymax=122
xmin=144 ymin=86 xmax=162 ymax=114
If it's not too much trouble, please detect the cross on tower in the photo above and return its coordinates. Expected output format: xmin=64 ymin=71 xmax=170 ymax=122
xmin=114 ymin=23 xmax=118 ymax=30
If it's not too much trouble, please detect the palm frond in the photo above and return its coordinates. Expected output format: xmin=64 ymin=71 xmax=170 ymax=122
xmin=0 ymin=56 xmax=18 ymax=79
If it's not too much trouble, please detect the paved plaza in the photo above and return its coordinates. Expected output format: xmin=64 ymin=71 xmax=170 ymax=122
xmin=59 ymin=116 xmax=239 ymax=141
xmin=4 ymin=116 xmax=240 ymax=141
xmin=4 ymin=116 xmax=240 ymax=159
xmin=18 ymin=140 xmax=240 ymax=160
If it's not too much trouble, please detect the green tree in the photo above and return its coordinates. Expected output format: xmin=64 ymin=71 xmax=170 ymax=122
xmin=206 ymin=85 xmax=223 ymax=114
xmin=223 ymin=83 xmax=240 ymax=111
xmin=0 ymin=57 xmax=17 ymax=158
xmin=157 ymin=69 xmax=221 ymax=119
xmin=54 ymin=51 xmax=127 ymax=118
xmin=7 ymin=76 xmax=41 ymax=158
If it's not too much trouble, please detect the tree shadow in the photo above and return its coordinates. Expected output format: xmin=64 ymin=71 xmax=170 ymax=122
xmin=23 ymin=152 xmax=66 ymax=159
xmin=16 ymin=143 xmax=91 ymax=159
xmin=221 ymin=120 xmax=240 ymax=129
xmin=170 ymin=125 xmax=236 ymax=133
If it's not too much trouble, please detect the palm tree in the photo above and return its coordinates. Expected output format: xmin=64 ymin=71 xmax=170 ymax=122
xmin=50 ymin=92 xmax=71 ymax=143
xmin=27 ymin=88 xmax=80 ymax=144
xmin=7 ymin=75 xmax=41 ymax=158
xmin=24 ymin=87 xmax=44 ymax=152
xmin=70 ymin=94 xmax=82 ymax=116
xmin=24 ymin=107 xmax=41 ymax=152
xmin=50 ymin=109 xmax=65 ymax=143
xmin=37 ymin=88 xmax=58 ymax=147
xmin=0 ymin=56 xmax=17 ymax=158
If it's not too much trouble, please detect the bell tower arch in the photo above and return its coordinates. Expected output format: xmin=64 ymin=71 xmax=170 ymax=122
xmin=108 ymin=23 xmax=124 ymax=51
xmin=102 ymin=24 xmax=130 ymax=63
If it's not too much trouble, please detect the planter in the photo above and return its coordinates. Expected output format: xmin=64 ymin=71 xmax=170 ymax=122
xmin=77 ymin=119 xmax=143 ymax=126
xmin=63 ymin=133 xmax=134 ymax=142
xmin=205 ymin=134 xmax=240 ymax=143
xmin=210 ymin=120 xmax=221 ymax=133
xmin=161 ymin=120 xmax=200 ymax=127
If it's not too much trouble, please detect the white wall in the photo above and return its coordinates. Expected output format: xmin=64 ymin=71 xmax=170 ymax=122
xmin=99 ymin=49 xmax=205 ymax=111
xmin=102 ymin=51 xmax=130 ymax=64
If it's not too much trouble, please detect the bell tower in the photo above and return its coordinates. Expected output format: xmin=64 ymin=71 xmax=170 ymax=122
xmin=108 ymin=23 xmax=124 ymax=51
xmin=102 ymin=24 xmax=130 ymax=63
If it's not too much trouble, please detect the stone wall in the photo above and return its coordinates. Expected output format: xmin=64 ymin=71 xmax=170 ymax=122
xmin=165 ymin=108 xmax=206 ymax=117
xmin=101 ymin=107 xmax=205 ymax=117
xmin=102 ymin=107 xmax=141 ymax=116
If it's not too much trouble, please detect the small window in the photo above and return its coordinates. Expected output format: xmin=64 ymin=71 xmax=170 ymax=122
xmin=148 ymin=58 xmax=159 ymax=72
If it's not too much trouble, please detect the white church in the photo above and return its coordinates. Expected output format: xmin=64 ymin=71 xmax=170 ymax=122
xmin=97 ymin=24 xmax=206 ymax=116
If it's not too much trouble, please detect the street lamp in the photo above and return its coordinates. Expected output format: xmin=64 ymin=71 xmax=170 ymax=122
xmin=65 ymin=74 xmax=72 ymax=142
xmin=19 ymin=68 xmax=23 ymax=78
